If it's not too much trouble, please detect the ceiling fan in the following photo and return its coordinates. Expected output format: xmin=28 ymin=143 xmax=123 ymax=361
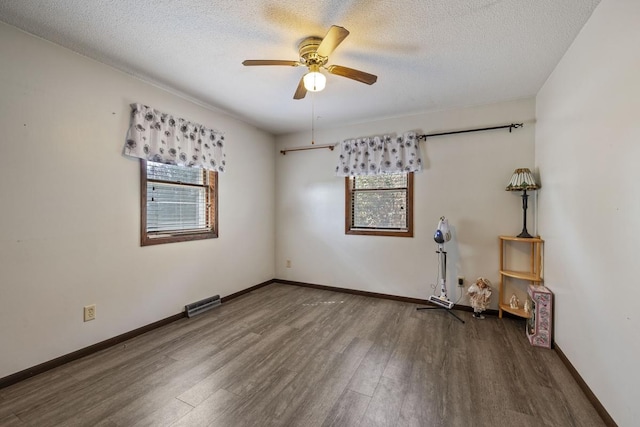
xmin=242 ymin=25 xmax=377 ymax=100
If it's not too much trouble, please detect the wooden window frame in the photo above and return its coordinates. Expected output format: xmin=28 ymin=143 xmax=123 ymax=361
xmin=140 ymin=160 xmax=218 ymax=246
xmin=345 ymin=172 xmax=414 ymax=237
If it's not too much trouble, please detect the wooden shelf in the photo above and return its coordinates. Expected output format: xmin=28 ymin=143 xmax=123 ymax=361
xmin=499 ymin=302 xmax=532 ymax=319
xmin=500 ymin=270 xmax=542 ymax=281
xmin=498 ymin=235 xmax=543 ymax=243
xmin=498 ymin=236 xmax=543 ymax=319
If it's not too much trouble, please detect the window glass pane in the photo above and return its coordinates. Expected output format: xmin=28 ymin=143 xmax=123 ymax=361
xmin=346 ymin=172 xmax=412 ymax=237
xmin=354 ymin=174 xmax=407 ymax=189
xmin=147 ymin=161 xmax=203 ymax=185
xmin=141 ymin=160 xmax=217 ymax=246
xmin=146 ymin=182 xmax=208 ymax=233
xmin=353 ymin=190 xmax=407 ymax=229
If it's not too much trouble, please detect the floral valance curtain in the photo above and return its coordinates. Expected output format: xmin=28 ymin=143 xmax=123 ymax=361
xmin=335 ymin=131 xmax=422 ymax=176
xmin=123 ymin=103 xmax=226 ymax=172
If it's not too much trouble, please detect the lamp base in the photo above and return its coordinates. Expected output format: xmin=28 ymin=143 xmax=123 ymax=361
xmin=517 ymin=190 xmax=533 ymax=238
xmin=517 ymin=229 xmax=534 ymax=238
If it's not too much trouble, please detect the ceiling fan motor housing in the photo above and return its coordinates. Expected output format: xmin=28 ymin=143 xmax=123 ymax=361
xmin=298 ymin=37 xmax=327 ymax=66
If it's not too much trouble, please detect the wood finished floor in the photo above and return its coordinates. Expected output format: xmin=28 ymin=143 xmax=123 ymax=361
xmin=0 ymin=283 xmax=604 ymax=427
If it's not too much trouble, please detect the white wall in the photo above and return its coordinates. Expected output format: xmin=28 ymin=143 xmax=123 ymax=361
xmin=0 ymin=22 xmax=276 ymax=378
xmin=275 ymin=98 xmax=536 ymax=305
xmin=536 ymin=1 xmax=639 ymax=425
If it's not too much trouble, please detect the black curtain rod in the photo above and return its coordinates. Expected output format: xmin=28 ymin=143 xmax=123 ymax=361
xmin=417 ymin=123 xmax=523 ymax=140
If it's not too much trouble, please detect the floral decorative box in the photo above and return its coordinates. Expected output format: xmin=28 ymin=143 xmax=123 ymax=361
xmin=526 ymin=285 xmax=553 ymax=348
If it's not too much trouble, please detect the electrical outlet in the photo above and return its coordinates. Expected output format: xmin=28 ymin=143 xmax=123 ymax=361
xmin=286 ymin=260 xmax=291 ymax=268
xmin=84 ymin=304 xmax=96 ymax=322
xmin=457 ymin=276 xmax=465 ymax=286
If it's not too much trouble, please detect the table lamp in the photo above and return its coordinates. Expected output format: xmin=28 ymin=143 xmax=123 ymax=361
xmin=506 ymin=168 xmax=539 ymax=238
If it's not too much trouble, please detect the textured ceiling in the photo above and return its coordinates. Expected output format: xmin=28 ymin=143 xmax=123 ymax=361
xmin=0 ymin=0 xmax=601 ymax=135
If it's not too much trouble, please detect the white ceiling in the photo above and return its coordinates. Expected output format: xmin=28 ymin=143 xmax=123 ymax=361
xmin=0 ymin=0 xmax=601 ymax=135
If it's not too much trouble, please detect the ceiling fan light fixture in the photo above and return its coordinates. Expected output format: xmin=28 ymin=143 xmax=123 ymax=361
xmin=303 ymin=70 xmax=326 ymax=92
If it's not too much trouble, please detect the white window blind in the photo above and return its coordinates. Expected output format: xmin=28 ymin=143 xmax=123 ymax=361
xmin=146 ymin=161 xmax=212 ymax=234
xmin=351 ymin=174 xmax=408 ymax=230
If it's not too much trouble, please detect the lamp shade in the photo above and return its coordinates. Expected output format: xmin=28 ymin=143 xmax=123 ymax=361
xmin=506 ymin=168 xmax=539 ymax=191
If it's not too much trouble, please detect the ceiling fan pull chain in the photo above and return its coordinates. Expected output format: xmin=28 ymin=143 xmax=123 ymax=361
xmin=311 ymin=95 xmax=315 ymax=145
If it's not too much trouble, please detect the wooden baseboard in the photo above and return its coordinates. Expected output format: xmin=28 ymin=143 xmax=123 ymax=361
xmin=274 ymin=279 xmax=499 ymax=316
xmin=0 ymin=312 xmax=185 ymax=390
xmin=0 ymin=278 xmax=277 ymax=390
xmin=220 ymin=279 xmax=275 ymax=303
xmin=554 ymin=344 xmax=617 ymax=427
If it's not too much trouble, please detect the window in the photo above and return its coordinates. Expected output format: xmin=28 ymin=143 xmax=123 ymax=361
xmin=345 ymin=172 xmax=414 ymax=237
xmin=140 ymin=160 xmax=218 ymax=246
